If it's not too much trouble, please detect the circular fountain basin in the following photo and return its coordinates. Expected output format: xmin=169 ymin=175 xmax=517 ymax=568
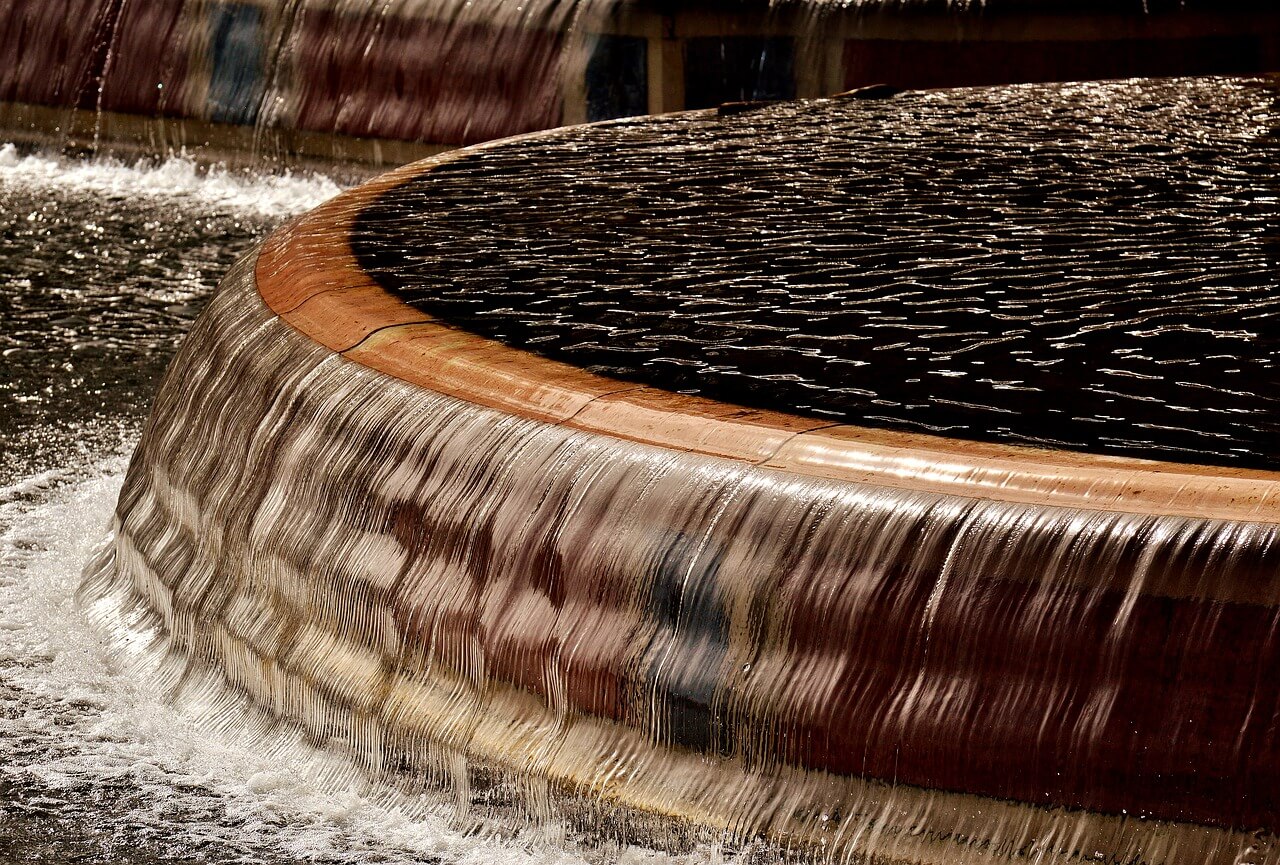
xmin=92 ymin=77 xmax=1280 ymax=864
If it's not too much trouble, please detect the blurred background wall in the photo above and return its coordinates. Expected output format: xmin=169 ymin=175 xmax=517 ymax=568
xmin=1 ymin=0 xmax=1276 ymax=164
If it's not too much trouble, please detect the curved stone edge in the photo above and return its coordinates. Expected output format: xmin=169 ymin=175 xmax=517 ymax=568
xmin=152 ymin=244 xmax=1268 ymax=854
xmin=255 ymin=116 xmax=1280 ymax=524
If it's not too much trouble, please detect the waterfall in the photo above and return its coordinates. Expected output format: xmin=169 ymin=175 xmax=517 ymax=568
xmin=4 ymin=0 xmax=1272 ymax=859
xmin=78 ymin=248 xmax=1280 ymax=863
xmin=0 ymin=0 xmax=624 ymax=162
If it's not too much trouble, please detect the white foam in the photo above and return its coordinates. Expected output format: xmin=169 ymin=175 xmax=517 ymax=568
xmin=0 ymin=143 xmax=342 ymax=217
xmin=0 ymin=458 xmax=714 ymax=865
xmin=0 ymin=467 xmax=76 ymax=505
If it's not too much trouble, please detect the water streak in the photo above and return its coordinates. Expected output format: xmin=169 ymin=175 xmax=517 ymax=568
xmin=4 ymin=0 xmax=1275 ymax=163
xmin=2 ymin=459 xmax=707 ymax=864
xmin=81 ymin=251 xmax=1280 ymax=862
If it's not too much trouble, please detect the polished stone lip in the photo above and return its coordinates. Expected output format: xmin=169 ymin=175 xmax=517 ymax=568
xmin=255 ymin=114 xmax=1280 ymax=525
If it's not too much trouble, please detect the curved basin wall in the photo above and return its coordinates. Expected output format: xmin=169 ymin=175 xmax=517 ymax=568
xmin=82 ymin=236 xmax=1280 ymax=864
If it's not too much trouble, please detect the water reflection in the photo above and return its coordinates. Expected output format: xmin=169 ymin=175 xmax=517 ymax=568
xmin=0 ymin=146 xmax=338 ymax=482
xmin=353 ymin=76 xmax=1280 ymax=469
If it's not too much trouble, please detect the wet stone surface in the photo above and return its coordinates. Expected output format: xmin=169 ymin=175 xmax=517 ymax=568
xmin=353 ymin=76 xmax=1280 ymax=470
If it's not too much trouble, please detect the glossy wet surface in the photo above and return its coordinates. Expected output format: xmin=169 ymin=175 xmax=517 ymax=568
xmin=354 ymin=76 xmax=1280 ymax=470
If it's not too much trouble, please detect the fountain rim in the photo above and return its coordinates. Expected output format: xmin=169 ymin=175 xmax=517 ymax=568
xmin=255 ymin=108 xmax=1280 ymax=524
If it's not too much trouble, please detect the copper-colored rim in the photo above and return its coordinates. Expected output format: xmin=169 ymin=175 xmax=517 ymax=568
xmin=255 ymin=123 xmax=1280 ymax=524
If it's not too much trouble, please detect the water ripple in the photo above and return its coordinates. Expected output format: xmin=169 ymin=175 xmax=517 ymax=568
xmin=354 ymin=76 xmax=1280 ymax=469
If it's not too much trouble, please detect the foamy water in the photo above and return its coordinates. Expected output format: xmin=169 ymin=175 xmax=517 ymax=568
xmin=0 ymin=452 xmax=701 ymax=865
xmin=0 ymin=143 xmax=343 ymax=217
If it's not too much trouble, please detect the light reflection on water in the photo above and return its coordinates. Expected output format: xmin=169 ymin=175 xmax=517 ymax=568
xmin=5 ymin=72 xmax=1280 ymax=864
xmin=0 ymin=145 xmax=340 ymax=484
xmin=0 ymin=461 xmax=688 ymax=865
xmin=0 ymin=145 xmax=715 ymax=865
xmin=356 ymin=76 xmax=1280 ymax=469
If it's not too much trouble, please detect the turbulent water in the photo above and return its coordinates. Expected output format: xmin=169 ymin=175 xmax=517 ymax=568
xmin=0 ymin=150 xmax=556 ymax=864
xmin=354 ymin=76 xmax=1280 ymax=469
xmin=0 ymin=143 xmax=342 ymax=484
xmin=4 ymin=470 xmax=718 ymax=865
xmin=7 ymin=70 xmax=1280 ymax=864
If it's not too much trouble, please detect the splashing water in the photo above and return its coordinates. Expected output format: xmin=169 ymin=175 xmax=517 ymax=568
xmin=0 ymin=458 xmax=715 ymax=865
xmin=0 ymin=142 xmax=343 ymax=215
xmin=0 ymin=133 xmax=742 ymax=865
xmin=4 ymin=0 xmax=1275 ymax=165
xmin=0 ymin=148 xmax=462 ymax=863
xmin=2 ymin=3 xmax=1278 ymax=862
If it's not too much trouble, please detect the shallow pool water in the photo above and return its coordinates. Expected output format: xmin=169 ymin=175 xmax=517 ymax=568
xmin=0 ymin=147 xmax=353 ymax=863
xmin=357 ymin=76 xmax=1280 ymax=469
xmin=0 ymin=145 xmax=343 ymax=484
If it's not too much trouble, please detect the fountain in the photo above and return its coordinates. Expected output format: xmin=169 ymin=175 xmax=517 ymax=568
xmin=76 ymin=71 xmax=1280 ymax=863
xmin=1 ymin=0 xmax=1278 ymax=861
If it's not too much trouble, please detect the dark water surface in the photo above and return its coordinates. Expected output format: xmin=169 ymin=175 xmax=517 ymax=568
xmin=355 ymin=76 xmax=1280 ymax=469
xmin=0 ymin=151 xmax=337 ymax=485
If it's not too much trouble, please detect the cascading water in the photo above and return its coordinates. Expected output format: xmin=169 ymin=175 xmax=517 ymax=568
xmin=2 ymin=0 xmax=1277 ymax=164
xmin=0 ymin=142 xmax=685 ymax=865
xmin=63 ymin=75 xmax=1280 ymax=863
xmin=4 ymin=0 xmax=1280 ymax=862
xmin=0 ymin=150 xmax=419 ymax=864
xmin=78 ymin=253 xmax=1280 ymax=863
xmin=1 ymin=0 xmax=626 ymax=165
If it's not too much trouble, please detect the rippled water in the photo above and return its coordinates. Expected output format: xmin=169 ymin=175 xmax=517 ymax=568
xmin=355 ymin=76 xmax=1280 ymax=469
xmin=0 ymin=145 xmax=342 ymax=484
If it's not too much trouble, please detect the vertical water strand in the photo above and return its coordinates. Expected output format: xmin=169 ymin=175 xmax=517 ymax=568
xmin=251 ymin=0 xmax=311 ymax=162
xmin=239 ymin=0 xmax=629 ymax=162
xmin=90 ymin=0 xmax=129 ymax=153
